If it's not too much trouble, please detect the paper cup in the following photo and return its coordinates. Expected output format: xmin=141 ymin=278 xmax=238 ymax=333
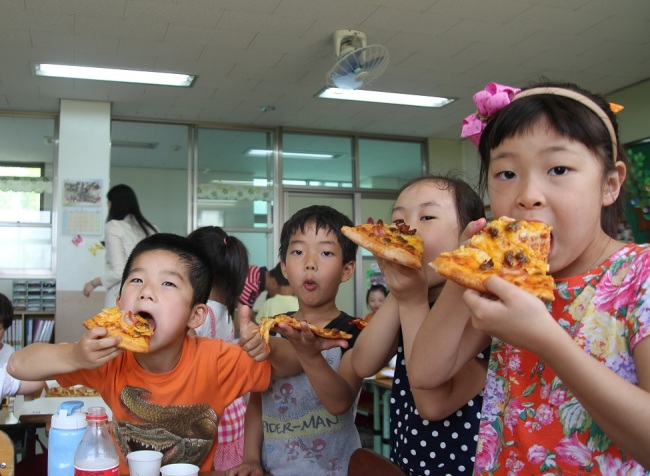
xmin=126 ymin=450 xmax=163 ymax=476
xmin=160 ymin=463 xmax=200 ymax=476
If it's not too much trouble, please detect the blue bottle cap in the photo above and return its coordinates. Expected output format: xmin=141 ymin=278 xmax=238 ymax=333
xmin=51 ymin=400 xmax=87 ymax=430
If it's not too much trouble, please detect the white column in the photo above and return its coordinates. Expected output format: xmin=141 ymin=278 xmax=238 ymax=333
xmin=55 ymin=100 xmax=111 ymax=342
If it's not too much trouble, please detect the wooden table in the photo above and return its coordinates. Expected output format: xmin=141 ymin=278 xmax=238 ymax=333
xmin=361 ymin=376 xmax=393 ymax=458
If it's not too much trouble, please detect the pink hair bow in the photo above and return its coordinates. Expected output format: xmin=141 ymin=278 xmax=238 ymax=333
xmin=461 ymin=82 xmax=521 ymax=146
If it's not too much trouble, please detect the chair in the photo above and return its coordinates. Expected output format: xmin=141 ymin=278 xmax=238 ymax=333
xmin=0 ymin=430 xmax=15 ymax=476
xmin=348 ymin=448 xmax=405 ymax=476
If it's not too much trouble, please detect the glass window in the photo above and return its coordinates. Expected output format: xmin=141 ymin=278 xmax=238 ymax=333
xmin=196 ymin=128 xmax=274 ymax=231
xmin=0 ymin=115 xmax=55 ymax=275
xmin=282 ymin=133 xmax=353 ymax=187
xmin=231 ymin=231 xmax=272 ymax=269
xmin=111 ymin=121 xmax=190 ymax=235
xmin=359 ymin=138 xmax=424 ymax=189
xmin=0 ymin=226 xmax=53 ymax=270
xmin=0 ymin=163 xmax=50 ymax=223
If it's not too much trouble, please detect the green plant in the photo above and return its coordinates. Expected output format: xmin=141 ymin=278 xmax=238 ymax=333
xmin=626 ymin=148 xmax=650 ymax=221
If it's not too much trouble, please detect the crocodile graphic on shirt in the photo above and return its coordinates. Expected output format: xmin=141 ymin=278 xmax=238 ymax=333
xmin=114 ymin=386 xmax=218 ymax=466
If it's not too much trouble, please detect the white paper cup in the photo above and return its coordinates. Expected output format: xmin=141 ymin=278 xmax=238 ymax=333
xmin=160 ymin=463 xmax=200 ymax=476
xmin=126 ymin=450 xmax=163 ymax=476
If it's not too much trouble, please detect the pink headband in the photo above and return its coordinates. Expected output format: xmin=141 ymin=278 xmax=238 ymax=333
xmin=461 ymin=83 xmax=618 ymax=160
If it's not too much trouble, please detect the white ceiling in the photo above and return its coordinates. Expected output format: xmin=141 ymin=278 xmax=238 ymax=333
xmin=1 ymin=0 xmax=649 ymax=141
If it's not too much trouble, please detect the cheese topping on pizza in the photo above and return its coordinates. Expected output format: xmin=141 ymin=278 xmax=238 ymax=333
xmin=470 ymin=217 xmax=551 ymax=276
xmin=431 ymin=216 xmax=555 ymax=301
xmin=366 ymin=219 xmax=423 ymax=255
xmin=83 ymin=306 xmax=154 ymax=353
xmin=84 ymin=306 xmax=154 ymax=339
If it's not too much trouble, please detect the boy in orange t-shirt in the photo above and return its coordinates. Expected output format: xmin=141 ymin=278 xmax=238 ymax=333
xmin=8 ymin=233 xmax=290 ymax=474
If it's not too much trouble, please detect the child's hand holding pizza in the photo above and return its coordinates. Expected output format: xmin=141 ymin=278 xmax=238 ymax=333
xmin=72 ymin=326 xmax=124 ymax=369
xmin=463 ymin=276 xmax=562 ymax=356
xmin=254 ymin=315 xmax=352 ymax=352
xmin=374 ymin=256 xmax=427 ymax=303
xmin=274 ymin=319 xmax=350 ymax=355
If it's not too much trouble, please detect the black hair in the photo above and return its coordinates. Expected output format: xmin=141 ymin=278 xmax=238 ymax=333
xmin=187 ymin=226 xmax=249 ymax=317
xmin=398 ymin=173 xmax=486 ymax=231
xmin=477 ymin=80 xmax=628 ymax=238
xmin=0 ymin=293 xmax=13 ymax=330
xmin=268 ymin=262 xmax=289 ymax=287
xmin=120 ymin=233 xmax=212 ymax=307
xmin=279 ymin=205 xmax=357 ymax=264
xmin=366 ymin=284 xmax=388 ymax=305
xmin=106 ymin=184 xmax=156 ymax=236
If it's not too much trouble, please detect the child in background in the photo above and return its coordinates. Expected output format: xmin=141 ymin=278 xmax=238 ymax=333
xmin=0 ymin=294 xmax=15 ymax=366
xmin=8 ymin=233 xmax=293 ymax=474
xmin=229 ymin=205 xmax=365 ymax=476
xmin=0 ymin=364 xmax=45 ymax=400
xmin=409 ymin=81 xmax=650 ymax=473
xmin=364 ymin=283 xmax=388 ymax=322
xmin=256 ymin=263 xmax=299 ymax=319
xmin=0 ymin=295 xmax=45 ymax=399
xmin=351 ymin=175 xmax=487 ymax=475
xmin=187 ymin=226 xmax=250 ymax=472
xmin=239 ymin=265 xmax=269 ymax=322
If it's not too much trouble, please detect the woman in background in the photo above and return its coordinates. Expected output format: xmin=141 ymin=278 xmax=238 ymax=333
xmin=83 ymin=184 xmax=157 ymax=308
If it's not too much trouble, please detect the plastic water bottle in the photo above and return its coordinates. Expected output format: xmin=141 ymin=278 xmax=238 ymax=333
xmin=73 ymin=406 xmax=119 ymax=476
xmin=49 ymin=400 xmax=88 ymax=476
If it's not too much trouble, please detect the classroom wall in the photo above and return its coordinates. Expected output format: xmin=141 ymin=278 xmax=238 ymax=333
xmin=610 ymin=79 xmax=650 ymax=145
xmin=427 ymin=138 xmax=482 ymax=191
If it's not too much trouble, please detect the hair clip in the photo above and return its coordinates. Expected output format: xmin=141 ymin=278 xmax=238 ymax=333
xmin=609 ymin=102 xmax=624 ymax=114
xmin=461 ymin=82 xmax=521 ymax=147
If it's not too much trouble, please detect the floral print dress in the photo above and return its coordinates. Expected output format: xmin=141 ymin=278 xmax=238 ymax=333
xmin=474 ymin=243 xmax=650 ymax=475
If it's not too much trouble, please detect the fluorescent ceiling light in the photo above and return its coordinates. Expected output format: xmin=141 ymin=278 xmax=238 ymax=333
xmin=244 ymin=148 xmax=339 ymax=160
xmin=317 ymin=88 xmax=454 ymax=107
xmin=111 ymin=140 xmax=158 ymax=149
xmin=32 ymin=63 xmax=196 ymax=87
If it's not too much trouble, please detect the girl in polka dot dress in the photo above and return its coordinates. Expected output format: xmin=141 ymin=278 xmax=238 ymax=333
xmin=351 ymin=175 xmax=489 ymax=475
xmin=409 ymin=81 xmax=650 ymax=474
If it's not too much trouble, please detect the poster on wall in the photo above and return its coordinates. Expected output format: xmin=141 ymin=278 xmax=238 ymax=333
xmin=61 ymin=179 xmax=104 ymax=235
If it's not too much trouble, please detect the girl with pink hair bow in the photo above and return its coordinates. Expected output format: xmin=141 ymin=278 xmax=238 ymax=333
xmin=410 ymin=80 xmax=650 ymax=474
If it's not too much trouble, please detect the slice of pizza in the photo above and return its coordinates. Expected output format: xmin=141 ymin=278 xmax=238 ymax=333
xmin=83 ymin=306 xmax=154 ymax=353
xmin=431 ymin=216 xmax=555 ymax=301
xmin=254 ymin=315 xmax=353 ymax=348
xmin=341 ymin=219 xmax=424 ymax=269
